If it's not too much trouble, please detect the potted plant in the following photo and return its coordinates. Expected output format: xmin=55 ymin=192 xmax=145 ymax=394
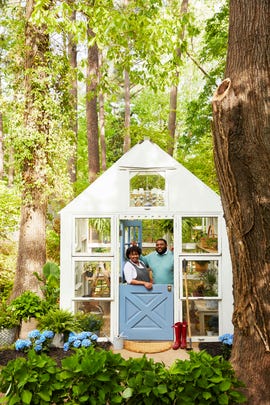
xmin=37 ymin=308 xmax=77 ymax=347
xmin=8 ymin=291 xmax=48 ymax=339
xmin=0 ymin=305 xmax=20 ymax=346
xmin=8 ymin=291 xmax=46 ymax=322
xmin=75 ymin=312 xmax=104 ymax=334
xmin=195 ymin=260 xmax=210 ymax=273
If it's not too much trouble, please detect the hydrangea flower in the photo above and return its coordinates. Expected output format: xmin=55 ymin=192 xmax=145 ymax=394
xmin=77 ymin=332 xmax=89 ymax=340
xmin=81 ymin=339 xmax=92 ymax=347
xmin=34 ymin=344 xmax=43 ymax=352
xmin=73 ymin=339 xmax=81 ymax=348
xmin=91 ymin=334 xmax=98 ymax=341
xmin=219 ymin=333 xmax=233 ymax=346
xmin=41 ymin=330 xmax=54 ymax=339
xmin=63 ymin=342 xmax=70 ymax=352
xmin=15 ymin=339 xmax=32 ymax=351
xmin=28 ymin=330 xmax=41 ymax=339
xmin=68 ymin=335 xmax=77 ymax=343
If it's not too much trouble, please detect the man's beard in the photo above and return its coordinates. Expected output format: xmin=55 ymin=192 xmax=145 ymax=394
xmin=157 ymin=247 xmax=167 ymax=255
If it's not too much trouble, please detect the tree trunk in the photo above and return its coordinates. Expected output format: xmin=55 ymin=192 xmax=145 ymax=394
xmin=212 ymin=1 xmax=270 ymax=403
xmin=0 ymin=72 xmax=4 ymax=180
xmin=67 ymin=6 xmax=78 ymax=183
xmin=98 ymin=51 xmax=106 ymax=171
xmin=123 ymin=69 xmax=131 ymax=153
xmin=11 ymin=0 xmax=49 ymax=299
xmin=167 ymin=0 xmax=189 ymax=156
xmin=86 ymin=25 xmax=100 ymax=183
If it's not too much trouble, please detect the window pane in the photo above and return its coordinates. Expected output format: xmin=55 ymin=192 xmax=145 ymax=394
xmin=74 ymin=261 xmax=111 ymax=298
xmin=75 ymin=218 xmax=111 ymax=254
xmin=130 ymin=173 xmax=165 ymax=207
xmin=182 ymin=260 xmax=218 ymax=298
xmin=74 ymin=300 xmax=110 ymax=337
xmin=182 ymin=217 xmax=218 ymax=253
xmin=183 ymin=299 xmax=219 ymax=336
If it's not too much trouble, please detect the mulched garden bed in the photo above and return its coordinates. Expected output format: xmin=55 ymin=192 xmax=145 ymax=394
xmin=0 ymin=342 xmax=112 ymax=367
xmin=198 ymin=341 xmax=223 ymax=357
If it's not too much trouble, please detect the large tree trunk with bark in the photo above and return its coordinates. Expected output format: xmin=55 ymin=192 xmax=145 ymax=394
xmin=11 ymin=0 xmax=49 ymax=299
xmin=86 ymin=25 xmax=100 ymax=183
xmin=212 ymin=1 xmax=270 ymax=403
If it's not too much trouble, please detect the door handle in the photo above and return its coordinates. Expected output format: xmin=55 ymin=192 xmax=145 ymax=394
xmin=167 ymin=284 xmax=172 ymax=292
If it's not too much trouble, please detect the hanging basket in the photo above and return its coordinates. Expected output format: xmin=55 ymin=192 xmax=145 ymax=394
xmin=0 ymin=327 xmax=18 ymax=346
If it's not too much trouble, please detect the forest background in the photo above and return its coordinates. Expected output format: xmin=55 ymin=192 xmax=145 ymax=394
xmin=0 ymin=0 xmax=228 ymax=299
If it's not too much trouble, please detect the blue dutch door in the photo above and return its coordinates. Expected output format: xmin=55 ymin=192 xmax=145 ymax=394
xmin=119 ymin=220 xmax=174 ymax=341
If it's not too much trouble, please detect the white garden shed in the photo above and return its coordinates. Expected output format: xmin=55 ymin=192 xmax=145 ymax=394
xmin=60 ymin=139 xmax=233 ymax=344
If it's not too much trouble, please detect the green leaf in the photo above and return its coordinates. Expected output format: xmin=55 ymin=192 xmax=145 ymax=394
xmin=219 ymin=380 xmax=231 ymax=392
xmin=218 ymin=393 xmax=229 ymax=405
xmin=21 ymin=390 xmax=32 ymax=404
xmin=122 ymin=387 xmax=133 ymax=399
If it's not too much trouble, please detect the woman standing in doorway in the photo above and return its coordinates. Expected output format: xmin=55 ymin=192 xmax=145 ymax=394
xmin=124 ymin=245 xmax=153 ymax=290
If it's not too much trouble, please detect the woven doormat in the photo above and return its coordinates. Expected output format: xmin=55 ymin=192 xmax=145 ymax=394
xmin=124 ymin=340 xmax=172 ymax=353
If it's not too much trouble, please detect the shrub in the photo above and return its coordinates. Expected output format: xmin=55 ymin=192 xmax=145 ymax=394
xmin=37 ymin=308 xmax=77 ymax=339
xmin=0 ymin=349 xmax=246 ymax=404
xmin=8 ymin=291 xmax=46 ymax=321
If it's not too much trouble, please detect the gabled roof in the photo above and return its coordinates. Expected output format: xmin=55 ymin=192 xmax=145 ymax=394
xmin=61 ymin=139 xmax=221 ymax=214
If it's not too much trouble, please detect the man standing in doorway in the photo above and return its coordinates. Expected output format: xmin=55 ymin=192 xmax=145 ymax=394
xmin=141 ymin=239 xmax=174 ymax=284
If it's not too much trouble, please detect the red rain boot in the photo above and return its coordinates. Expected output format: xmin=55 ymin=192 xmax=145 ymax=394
xmin=172 ymin=322 xmax=182 ymax=350
xmin=180 ymin=321 xmax=187 ymax=349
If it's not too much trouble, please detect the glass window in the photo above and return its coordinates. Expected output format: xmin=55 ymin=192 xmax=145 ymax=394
xmin=74 ymin=300 xmax=111 ymax=337
xmin=75 ymin=218 xmax=111 ymax=254
xmin=74 ymin=260 xmax=111 ymax=298
xmin=182 ymin=217 xmax=218 ymax=253
xmin=183 ymin=299 xmax=219 ymax=336
xmin=129 ymin=172 xmax=165 ymax=207
xmin=182 ymin=259 xmax=219 ymax=298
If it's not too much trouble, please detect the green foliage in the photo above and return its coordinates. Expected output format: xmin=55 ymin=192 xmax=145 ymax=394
xmin=0 ymin=303 xmax=20 ymax=329
xmin=0 ymin=348 xmax=246 ymax=404
xmin=0 ymin=182 xmax=20 ymax=239
xmin=74 ymin=312 xmax=104 ymax=333
xmin=34 ymin=262 xmax=60 ymax=307
xmin=46 ymin=228 xmax=60 ymax=265
xmin=37 ymin=308 xmax=77 ymax=337
xmin=8 ymin=291 xmax=46 ymax=322
xmin=0 ymin=349 xmax=62 ymax=404
xmin=167 ymin=350 xmax=246 ymax=404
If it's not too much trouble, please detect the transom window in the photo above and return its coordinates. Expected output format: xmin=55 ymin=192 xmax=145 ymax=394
xmin=129 ymin=172 xmax=166 ymax=207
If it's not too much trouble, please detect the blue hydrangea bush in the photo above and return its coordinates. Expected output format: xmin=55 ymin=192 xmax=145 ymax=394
xmin=219 ymin=333 xmax=233 ymax=360
xmin=15 ymin=329 xmax=54 ymax=352
xmin=63 ymin=331 xmax=99 ymax=351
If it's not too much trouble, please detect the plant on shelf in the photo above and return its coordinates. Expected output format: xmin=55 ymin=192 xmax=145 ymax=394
xmin=74 ymin=312 xmax=103 ymax=334
xmin=201 ymin=268 xmax=218 ymax=297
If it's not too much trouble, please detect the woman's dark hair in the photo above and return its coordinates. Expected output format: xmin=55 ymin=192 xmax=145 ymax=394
xmin=126 ymin=245 xmax=142 ymax=259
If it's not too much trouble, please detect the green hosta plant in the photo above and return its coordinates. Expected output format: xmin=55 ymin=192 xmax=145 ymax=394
xmin=8 ymin=291 xmax=46 ymax=321
xmin=0 ymin=349 xmax=64 ymax=404
xmin=0 ymin=348 xmax=246 ymax=404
